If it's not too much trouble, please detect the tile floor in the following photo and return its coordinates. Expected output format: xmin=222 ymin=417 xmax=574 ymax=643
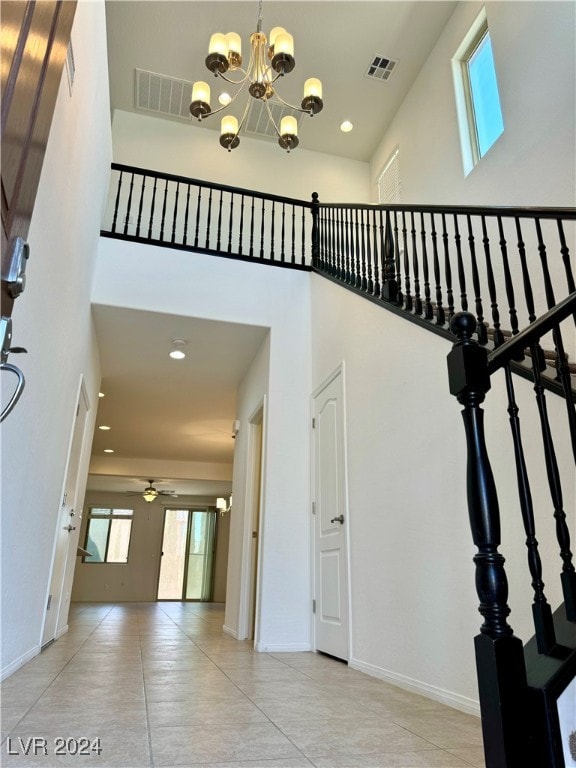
xmin=1 ymin=602 xmax=486 ymax=767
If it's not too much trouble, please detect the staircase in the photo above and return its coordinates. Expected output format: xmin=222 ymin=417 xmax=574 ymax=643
xmin=102 ymin=163 xmax=576 ymax=768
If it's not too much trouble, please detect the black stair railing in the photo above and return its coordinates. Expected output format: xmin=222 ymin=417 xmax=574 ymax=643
xmin=101 ymin=163 xmax=314 ymax=270
xmin=447 ymin=292 xmax=576 ymax=768
xmin=314 ymin=201 xmax=576 ymax=348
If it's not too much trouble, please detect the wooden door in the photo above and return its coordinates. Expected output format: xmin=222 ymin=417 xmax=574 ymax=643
xmin=1 ymin=0 xmax=76 ymax=315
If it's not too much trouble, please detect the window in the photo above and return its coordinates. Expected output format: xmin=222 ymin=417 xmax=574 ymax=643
xmin=452 ymin=8 xmax=504 ymax=174
xmin=377 ymin=146 xmax=401 ymax=204
xmin=83 ymin=508 xmax=133 ymax=563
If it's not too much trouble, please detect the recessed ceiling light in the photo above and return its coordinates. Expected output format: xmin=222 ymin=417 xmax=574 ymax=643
xmin=98 ymin=392 xmax=105 ymax=398
xmin=98 ymin=425 xmax=111 ymax=431
xmin=169 ymin=338 xmax=187 ymax=360
xmin=218 ymin=92 xmax=232 ymax=106
xmin=104 ymin=449 xmax=114 ymax=453
xmin=340 ymin=120 xmax=353 ymax=133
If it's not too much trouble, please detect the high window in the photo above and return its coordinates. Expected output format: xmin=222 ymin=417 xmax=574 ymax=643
xmin=452 ymin=8 xmax=504 ymax=175
xmin=83 ymin=508 xmax=134 ymax=563
xmin=377 ymin=146 xmax=401 ymax=204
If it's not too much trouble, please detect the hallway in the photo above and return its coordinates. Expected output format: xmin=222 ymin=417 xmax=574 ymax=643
xmin=1 ymin=603 xmax=485 ymax=767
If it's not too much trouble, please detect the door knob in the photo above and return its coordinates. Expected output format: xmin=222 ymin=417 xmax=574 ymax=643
xmin=330 ymin=515 xmax=344 ymax=524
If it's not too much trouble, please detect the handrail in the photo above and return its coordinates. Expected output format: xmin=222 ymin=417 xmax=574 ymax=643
xmin=109 ymin=162 xmax=313 ymax=209
xmin=488 ymin=291 xmax=576 ymax=374
xmin=318 ymin=200 xmax=576 ymax=220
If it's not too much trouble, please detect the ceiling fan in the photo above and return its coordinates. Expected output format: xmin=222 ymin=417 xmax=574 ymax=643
xmin=125 ymin=479 xmax=179 ymax=503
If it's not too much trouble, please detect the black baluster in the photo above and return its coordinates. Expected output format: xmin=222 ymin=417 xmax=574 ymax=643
xmin=171 ymin=182 xmax=179 ymax=243
xmin=393 ymin=211 xmax=403 ymax=306
xmin=291 ymin=205 xmax=295 ymax=264
xmin=111 ymin=169 xmax=123 ymax=233
xmin=182 ymin=183 xmax=190 ymax=246
xmin=481 ymin=216 xmax=503 ymax=347
xmin=410 ymin=212 xmax=422 ymax=315
xmin=280 ymin=202 xmax=286 ymax=262
xmin=441 ymin=213 xmax=454 ymax=319
xmin=372 ymin=210 xmax=380 ymax=298
xmin=360 ymin=209 xmax=367 ymax=291
xmin=354 ymin=209 xmax=361 ymax=288
xmin=497 ymin=217 xmax=519 ymax=338
xmin=365 ymin=210 xmax=373 ymax=294
xmin=345 ymin=208 xmax=352 ymax=284
xmin=504 ymin=364 xmax=556 ymax=654
xmin=531 ymin=342 xmax=576 ymax=621
xmin=402 ymin=211 xmax=412 ymax=311
xmin=453 ymin=214 xmax=468 ymax=313
xmin=123 ymin=173 xmax=135 ymax=235
xmin=148 ymin=176 xmax=158 ymax=240
xmin=535 ymin=218 xmax=557 ymax=310
xmin=228 ymin=192 xmax=234 ymax=253
xmin=216 ymin=189 xmax=223 ymax=251
xmin=381 ymin=210 xmax=397 ymax=302
xmin=326 ymin=209 xmax=333 ymax=274
xmin=159 ymin=179 xmax=168 ymax=241
xmin=301 ymin=206 xmax=306 ymax=266
xmin=421 ymin=213 xmax=433 ymax=320
xmin=466 ymin=215 xmax=488 ymax=344
xmin=136 ymin=175 xmax=146 ymax=238
xmin=333 ymin=208 xmax=341 ymax=278
xmin=238 ymin=194 xmax=245 ymax=255
xmin=515 ymin=217 xmax=538 ymax=341
xmin=194 ymin=186 xmax=202 ymax=249
xmin=270 ymin=201 xmax=275 ymax=261
xmin=557 ymin=218 xmax=576 ymax=295
xmin=249 ymin=196 xmax=255 ymax=258
xmin=448 ymin=311 xmax=529 ymax=768
xmin=205 ymin=188 xmax=213 ymax=249
xmin=430 ymin=213 xmax=444 ymax=325
xmin=551 ymin=324 xmax=576 ymax=463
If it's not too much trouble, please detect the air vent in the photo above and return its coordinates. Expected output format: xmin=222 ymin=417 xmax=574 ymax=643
xmin=365 ymin=55 xmax=398 ymax=82
xmin=135 ymin=69 xmax=192 ymax=120
xmin=244 ymin=100 xmax=303 ymax=140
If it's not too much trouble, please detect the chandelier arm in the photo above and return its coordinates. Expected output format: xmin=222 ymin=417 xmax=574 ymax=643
xmin=272 ymin=90 xmax=315 ymax=116
xmin=263 ymin=98 xmax=283 ymax=139
xmin=202 ymin=78 xmax=251 ymax=120
xmin=235 ymin=97 xmax=253 ymax=136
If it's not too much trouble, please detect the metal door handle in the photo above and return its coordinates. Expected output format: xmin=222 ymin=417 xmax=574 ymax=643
xmin=64 ymin=525 xmax=76 ymax=532
xmin=0 ymin=362 xmax=25 ymax=422
xmin=330 ymin=515 xmax=344 ymax=524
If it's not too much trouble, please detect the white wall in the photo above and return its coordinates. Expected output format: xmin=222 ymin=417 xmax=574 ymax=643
xmin=92 ymin=240 xmax=312 ymax=649
xmin=310 ymin=273 xmax=574 ymax=713
xmin=0 ymin=0 xmax=112 ymax=677
xmin=370 ymin=1 xmax=576 ymax=207
xmin=72 ymin=491 xmax=229 ymax=603
xmin=111 ymin=109 xmax=370 ymax=204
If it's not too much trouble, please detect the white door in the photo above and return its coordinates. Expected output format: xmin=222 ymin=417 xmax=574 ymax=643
xmin=42 ymin=385 xmax=89 ymax=647
xmin=312 ymin=366 xmax=349 ymax=660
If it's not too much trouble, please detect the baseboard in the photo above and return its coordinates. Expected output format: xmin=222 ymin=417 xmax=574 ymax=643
xmin=1 ymin=644 xmax=41 ymax=681
xmin=349 ymin=656 xmax=480 ymax=717
xmin=55 ymin=624 xmax=69 ymax=640
xmin=255 ymin=642 xmax=312 ymax=653
xmin=223 ymin=624 xmax=240 ymax=639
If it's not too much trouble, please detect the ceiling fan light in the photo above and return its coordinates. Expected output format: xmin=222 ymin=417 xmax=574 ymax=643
xmin=143 ymin=490 xmax=158 ymax=502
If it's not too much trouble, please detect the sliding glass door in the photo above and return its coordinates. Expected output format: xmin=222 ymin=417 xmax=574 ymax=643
xmin=157 ymin=508 xmax=216 ymax=601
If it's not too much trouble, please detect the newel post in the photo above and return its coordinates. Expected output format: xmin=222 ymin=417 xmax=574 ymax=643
xmin=447 ymin=312 xmax=530 ymax=768
xmin=381 ymin=209 xmax=398 ymax=302
xmin=311 ymin=192 xmax=320 ymax=268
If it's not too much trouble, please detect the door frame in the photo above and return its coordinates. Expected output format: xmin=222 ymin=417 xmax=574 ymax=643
xmin=311 ymin=363 xmax=353 ymax=659
xmin=41 ymin=376 xmax=90 ymax=646
xmin=239 ymin=396 xmax=267 ymax=644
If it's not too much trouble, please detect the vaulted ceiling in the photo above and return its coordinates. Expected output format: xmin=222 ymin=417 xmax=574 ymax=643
xmin=88 ymin=1 xmax=457 ymax=498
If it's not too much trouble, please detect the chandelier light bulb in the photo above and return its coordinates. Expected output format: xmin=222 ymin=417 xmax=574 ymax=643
xmin=304 ymin=78 xmax=322 ymax=100
xmin=274 ymin=32 xmax=293 ymax=57
xmin=269 ymin=27 xmax=286 ymax=49
xmin=209 ymin=33 xmax=228 ymax=56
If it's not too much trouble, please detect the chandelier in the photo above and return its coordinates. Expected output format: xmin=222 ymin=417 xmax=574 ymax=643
xmin=189 ymin=1 xmax=323 ymax=152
